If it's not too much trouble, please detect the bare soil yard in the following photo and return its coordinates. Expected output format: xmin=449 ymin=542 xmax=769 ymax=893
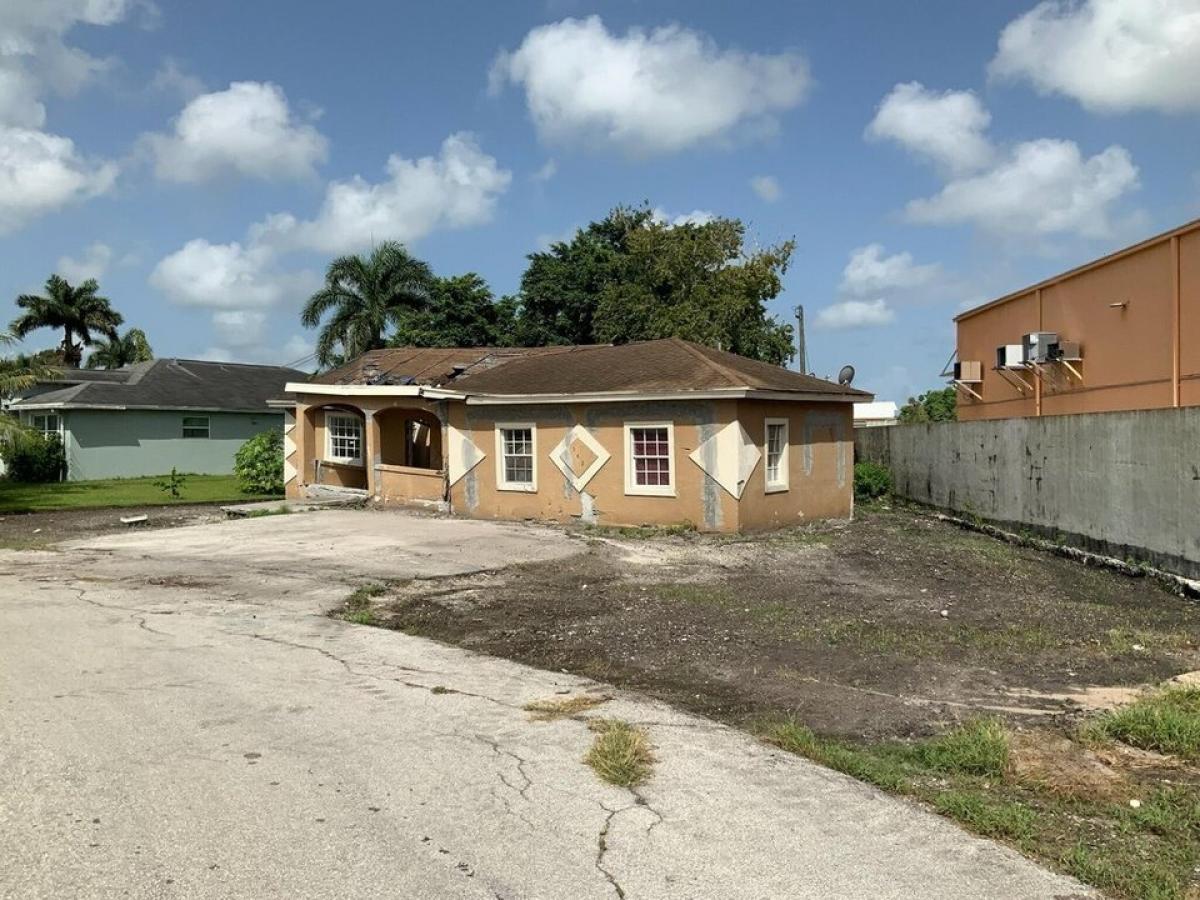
xmin=352 ymin=505 xmax=1200 ymax=899
xmin=0 ymin=503 xmax=228 ymax=550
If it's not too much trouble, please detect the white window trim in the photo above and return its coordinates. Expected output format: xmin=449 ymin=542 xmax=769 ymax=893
xmin=495 ymin=422 xmax=537 ymax=492
xmin=182 ymin=414 xmax=210 ymax=439
xmin=30 ymin=412 xmax=63 ymax=439
xmin=325 ymin=411 xmax=363 ymax=466
xmin=764 ymin=417 xmax=790 ymax=493
xmin=624 ymin=421 xmax=676 ymax=497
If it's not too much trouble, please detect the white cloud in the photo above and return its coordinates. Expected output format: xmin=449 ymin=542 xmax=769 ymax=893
xmin=750 ymin=174 xmax=781 ymax=202
xmin=197 ymin=333 xmax=315 ymax=366
xmin=0 ymin=67 xmax=45 ymax=128
xmin=148 ymin=239 xmax=316 ymax=310
xmin=866 ymin=82 xmax=993 ymax=174
xmin=254 ymin=132 xmax=510 ymax=255
xmin=57 ymin=241 xmax=113 ymax=282
xmin=531 ymin=158 xmax=557 ymax=182
xmin=211 ymin=310 xmax=268 ymax=348
xmin=145 ymin=81 xmax=328 ymax=183
xmin=990 ymin=0 xmax=1200 ymax=113
xmin=148 ymin=57 xmax=205 ymax=100
xmin=650 ymin=207 xmax=716 ymax=227
xmin=814 ymin=299 xmax=896 ymax=330
xmin=840 ymin=244 xmax=942 ymax=297
xmin=490 ymin=16 xmax=810 ymax=156
xmin=905 ymin=139 xmax=1139 ymax=238
xmin=0 ymin=127 xmax=117 ymax=234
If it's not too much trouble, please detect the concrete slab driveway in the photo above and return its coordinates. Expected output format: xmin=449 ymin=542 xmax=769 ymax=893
xmin=0 ymin=510 xmax=1089 ymax=899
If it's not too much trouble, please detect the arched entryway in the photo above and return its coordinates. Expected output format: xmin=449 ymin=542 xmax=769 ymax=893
xmin=377 ymin=407 xmax=443 ymax=470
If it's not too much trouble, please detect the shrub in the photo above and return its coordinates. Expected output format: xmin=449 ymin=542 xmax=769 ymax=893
xmin=854 ymin=461 xmax=892 ymax=500
xmin=0 ymin=430 xmax=65 ymax=483
xmin=235 ymin=430 xmax=284 ymax=495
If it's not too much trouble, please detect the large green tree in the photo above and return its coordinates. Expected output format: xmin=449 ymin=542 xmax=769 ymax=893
xmin=10 ymin=275 xmax=123 ymax=368
xmin=301 ymin=242 xmax=434 ymax=368
xmin=85 ymin=328 xmax=154 ymax=370
xmin=898 ymin=387 xmax=957 ymax=423
xmin=390 ymin=273 xmax=514 ymax=348
xmin=508 ymin=205 xmax=795 ymax=363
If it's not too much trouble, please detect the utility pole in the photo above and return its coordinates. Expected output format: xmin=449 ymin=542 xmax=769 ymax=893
xmin=794 ymin=305 xmax=807 ymax=374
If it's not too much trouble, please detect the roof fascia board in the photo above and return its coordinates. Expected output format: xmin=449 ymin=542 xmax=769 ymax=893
xmin=9 ymin=402 xmax=279 ymax=413
xmin=464 ymin=389 xmax=866 ymax=405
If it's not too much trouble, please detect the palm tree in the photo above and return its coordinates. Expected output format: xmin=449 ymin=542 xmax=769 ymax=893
xmin=10 ymin=275 xmax=123 ymax=368
xmin=301 ymin=242 xmax=434 ymax=368
xmin=84 ymin=328 xmax=154 ymax=370
xmin=0 ymin=332 xmax=55 ymax=438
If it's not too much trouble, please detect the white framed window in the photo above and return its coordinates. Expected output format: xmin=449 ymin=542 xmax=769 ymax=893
xmin=624 ymin=422 xmax=675 ymax=497
xmin=495 ymin=423 xmax=536 ymax=491
xmin=30 ymin=413 xmax=62 ymax=439
xmin=325 ymin=412 xmax=363 ymax=465
xmin=764 ymin=418 xmax=789 ymax=493
xmin=182 ymin=415 xmax=210 ymax=439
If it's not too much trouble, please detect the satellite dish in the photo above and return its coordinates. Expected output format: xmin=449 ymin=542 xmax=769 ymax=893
xmin=837 ymin=365 xmax=856 ymax=386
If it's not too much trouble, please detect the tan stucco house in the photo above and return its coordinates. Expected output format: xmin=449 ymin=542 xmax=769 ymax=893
xmin=281 ymin=338 xmax=870 ymax=532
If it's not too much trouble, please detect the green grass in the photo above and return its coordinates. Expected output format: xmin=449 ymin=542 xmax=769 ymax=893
xmin=0 ymin=474 xmax=280 ymax=513
xmin=584 ymin=719 xmax=655 ymax=787
xmin=337 ymin=583 xmax=389 ymax=627
xmin=1089 ymin=687 xmax=1200 ymax=761
xmin=759 ymin=715 xmax=1200 ymax=899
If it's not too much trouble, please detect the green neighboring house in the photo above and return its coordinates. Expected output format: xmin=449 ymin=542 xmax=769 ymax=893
xmin=6 ymin=359 xmax=303 ymax=481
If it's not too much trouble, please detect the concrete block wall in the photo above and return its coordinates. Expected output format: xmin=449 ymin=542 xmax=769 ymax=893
xmin=854 ymin=409 xmax=1200 ymax=580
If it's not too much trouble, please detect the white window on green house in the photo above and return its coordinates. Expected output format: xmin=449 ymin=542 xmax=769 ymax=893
xmin=496 ymin=423 xmax=536 ymax=491
xmin=30 ymin=413 xmax=61 ymax=439
xmin=325 ymin=412 xmax=362 ymax=464
xmin=182 ymin=415 xmax=210 ymax=439
xmin=765 ymin=418 xmax=789 ymax=492
xmin=625 ymin=422 xmax=674 ymax=496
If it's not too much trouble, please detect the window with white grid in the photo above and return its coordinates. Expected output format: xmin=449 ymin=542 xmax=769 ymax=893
xmin=325 ymin=412 xmax=363 ymax=464
xmin=496 ymin=424 xmax=536 ymax=491
xmin=31 ymin=413 xmax=61 ymax=439
xmin=625 ymin=422 xmax=674 ymax=496
xmin=765 ymin=418 xmax=789 ymax=492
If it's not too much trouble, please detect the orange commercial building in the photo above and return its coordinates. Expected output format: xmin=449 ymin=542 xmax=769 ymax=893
xmin=950 ymin=219 xmax=1200 ymax=421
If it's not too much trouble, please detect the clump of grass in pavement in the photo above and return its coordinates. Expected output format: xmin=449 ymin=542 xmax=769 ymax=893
xmin=338 ymin=583 xmax=388 ymax=626
xmin=584 ymin=719 xmax=654 ymax=787
xmin=1088 ymin=687 xmax=1200 ymax=761
xmin=761 ymin=719 xmax=910 ymax=792
xmin=524 ymin=694 xmax=610 ymax=721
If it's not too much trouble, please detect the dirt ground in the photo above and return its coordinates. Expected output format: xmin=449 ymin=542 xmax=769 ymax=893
xmin=373 ymin=505 xmax=1200 ymax=741
xmin=0 ymin=504 xmax=229 ymax=549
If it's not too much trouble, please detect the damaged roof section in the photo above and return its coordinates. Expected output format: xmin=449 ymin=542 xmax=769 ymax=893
xmin=307 ymin=338 xmax=870 ymax=400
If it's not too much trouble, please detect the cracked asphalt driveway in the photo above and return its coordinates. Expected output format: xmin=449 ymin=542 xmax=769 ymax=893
xmin=0 ymin=510 xmax=1090 ymax=898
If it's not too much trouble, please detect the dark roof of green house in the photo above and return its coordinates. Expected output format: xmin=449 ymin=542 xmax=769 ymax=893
xmin=9 ymin=359 xmax=304 ymax=413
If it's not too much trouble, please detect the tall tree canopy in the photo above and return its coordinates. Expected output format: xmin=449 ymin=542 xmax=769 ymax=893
xmin=301 ymin=241 xmax=434 ymax=368
xmin=10 ymin=275 xmax=123 ymax=368
xmin=508 ymin=205 xmax=795 ymax=364
xmin=85 ymin=328 xmax=154 ymax=370
xmin=390 ymin=273 xmax=514 ymax=348
xmin=898 ymin=387 xmax=957 ymax=423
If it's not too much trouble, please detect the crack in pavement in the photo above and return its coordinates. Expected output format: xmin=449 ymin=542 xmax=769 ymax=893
xmin=594 ymin=802 xmax=630 ymax=899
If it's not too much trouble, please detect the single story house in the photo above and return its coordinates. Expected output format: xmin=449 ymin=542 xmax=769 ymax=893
xmin=283 ymin=338 xmax=871 ymax=532
xmin=7 ymin=358 xmax=303 ymax=481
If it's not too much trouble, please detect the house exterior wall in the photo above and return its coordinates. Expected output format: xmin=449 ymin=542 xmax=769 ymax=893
xmin=735 ymin=400 xmax=854 ymax=530
xmin=48 ymin=408 xmax=278 ymax=480
xmin=955 ymin=220 xmax=1199 ymax=421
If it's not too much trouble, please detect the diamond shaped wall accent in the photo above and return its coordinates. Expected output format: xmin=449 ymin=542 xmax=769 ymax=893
xmin=549 ymin=424 xmax=610 ymax=492
xmin=447 ymin=425 xmax=485 ymax=486
xmin=688 ymin=420 xmax=761 ymax=499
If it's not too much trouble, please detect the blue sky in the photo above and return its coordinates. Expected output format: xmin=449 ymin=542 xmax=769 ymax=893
xmin=2 ymin=1 xmax=1198 ymax=401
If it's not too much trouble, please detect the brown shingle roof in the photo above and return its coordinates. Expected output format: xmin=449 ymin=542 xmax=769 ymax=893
xmin=302 ymin=339 xmax=868 ymax=399
xmin=451 ymin=338 xmax=869 ymax=398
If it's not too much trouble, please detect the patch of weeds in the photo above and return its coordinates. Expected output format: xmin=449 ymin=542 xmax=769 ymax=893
xmin=337 ymin=583 xmax=389 ymax=626
xmin=1090 ymin=687 xmax=1200 ymax=761
xmin=524 ymin=694 xmax=610 ymax=721
xmin=586 ymin=521 xmax=696 ymax=540
xmin=1060 ymin=841 xmax=1192 ymax=900
xmin=1103 ymin=627 xmax=1193 ymax=656
xmin=584 ymin=719 xmax=654 ymax=787
xmin=914 ymin=719 xmax=1010 ymax=777
xmin=245 ymin=505 xmax=292 ymax=518
xmin=759 ymin=719 xmax=910 ymax=792
xmin=430 ymin=685 xmax=452 ymax=695
xmin=934 ymin=791 xmax=1037 ymax=843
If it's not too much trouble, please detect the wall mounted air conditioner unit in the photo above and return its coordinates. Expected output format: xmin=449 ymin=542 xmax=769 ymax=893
xmin=954 ymin=360 xmax=983 ymax=383
xmin=996 ymin=344 xmax=1024 ymax=368
xmin=1047 ymin=340 xmax=1082 ymax=361
xmin=1022 ymin=332 xmax=1058 ymax=364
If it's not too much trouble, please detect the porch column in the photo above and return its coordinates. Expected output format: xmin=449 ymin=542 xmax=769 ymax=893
xmin=364 ymin=409 xmax=380 ymax=500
